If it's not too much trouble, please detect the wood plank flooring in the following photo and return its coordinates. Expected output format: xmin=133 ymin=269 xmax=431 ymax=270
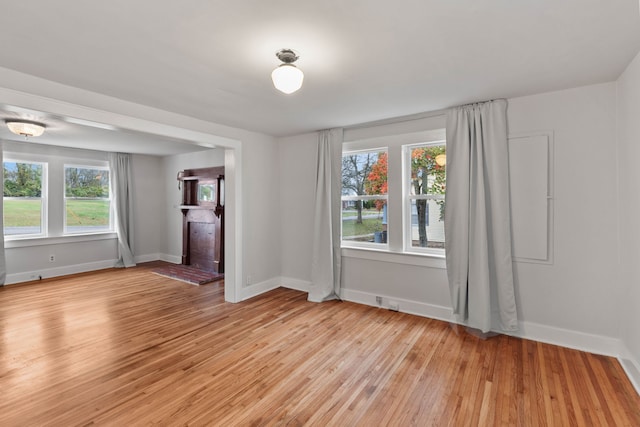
xmin=0 ymin=263 xmax=638 ymax=426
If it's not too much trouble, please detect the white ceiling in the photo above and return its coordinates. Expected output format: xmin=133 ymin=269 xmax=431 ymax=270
xmin=0 ymin=0 xmax=639 ymax=149
xmin=0 ymin=104 xmax=212 ymax=156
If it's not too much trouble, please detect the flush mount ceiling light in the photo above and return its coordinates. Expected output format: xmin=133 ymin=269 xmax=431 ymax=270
xmin=271 ymin=49 xmax=304 ymax=94
xmin=5 ymin=120 xmax=46 ymax=138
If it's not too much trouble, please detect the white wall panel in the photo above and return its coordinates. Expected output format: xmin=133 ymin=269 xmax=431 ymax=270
xmin=509 ymin=133 xmax=551 ymax=262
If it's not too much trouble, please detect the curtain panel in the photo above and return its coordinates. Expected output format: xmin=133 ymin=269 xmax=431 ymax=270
xmin=309 ymin=128 xmax=344 ymax=302
xmin=444 ymin=99 xmax=518 ymax=333
xmin=109 ymin=152 xmax=136 ymax=268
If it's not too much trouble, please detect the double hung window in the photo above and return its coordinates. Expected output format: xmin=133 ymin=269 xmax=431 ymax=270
xmin=405 ymin=143 xmax=446 ymax=252
xmin=341 ymin=149 xmax=388 ymax=246
xmin=3 ymin=154 xmax=113 ymax=240
xmin=340 ymin=132 xmax=446 ymax=257
xmin=64 ymin=165 xmax=111 ymax=234
xmin=3 ymin=160 xmax=46 ymax=237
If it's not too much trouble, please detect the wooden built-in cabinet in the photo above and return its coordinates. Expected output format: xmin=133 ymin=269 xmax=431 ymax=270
xmin=177 ymin=166 xmax=224 ymax=273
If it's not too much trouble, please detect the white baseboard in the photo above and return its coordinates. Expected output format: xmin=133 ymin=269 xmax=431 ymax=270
xmin=5 ymin=259 xmax=118 ymax=285
xmin=134 ymin=253 xmax=163 ymax=264
xmin=505 ymin=321 xmax=623 ymax=359
xmin=159 ymin=253 xmax=182 ymax=264
xmin=340 ymin=287 xmax=626 ymax=360
xmin=618 ymin=343 xmax=640 ymax=395
xmin=240 ymin=277 xmax=282 ymax=301
xmin=4 ymin=254 xmax=181 ymax=285
xmin=340 ymin=288 xmax=455 ymax=322
xmin=280 ymin=277 xmax=311 ymax=292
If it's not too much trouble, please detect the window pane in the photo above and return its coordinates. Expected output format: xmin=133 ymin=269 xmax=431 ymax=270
xmin=409 ymin=199 xmax=445 ymax=249
xmin=65 ymin=167 xmax=109 ymax=198
xmin=342 ymin=200 xmax=387 ymax=243
xmin=342 ymin=150 xmax=388 ymax=244
xmin=65 ymin=166 xmax=110 ymax=233
xmin=409 ymin=146 xmax=446 ymax=196
xmin=3 ymin=199 xmax=42 ymax=235
xmin=407 ymin=144 xmax=446 ymax=251
xmin=65 ymin=199 xmax=111 ymax=233
xmin=342 ymin=151 xmax=387 ymax=197
xmin=3 ymin=161 xmax=44 ymax=236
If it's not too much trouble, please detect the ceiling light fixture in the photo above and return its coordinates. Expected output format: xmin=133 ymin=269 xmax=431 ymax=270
xmin=271 ymin=49 xmax=304 ymax=94
xmin=5 ymin=120 xmax=46 ymax=138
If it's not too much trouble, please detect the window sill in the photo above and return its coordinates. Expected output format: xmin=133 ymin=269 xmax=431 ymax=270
xmin=4 ymin=232 xmax=118 ymax=249
xmin=341 ymin=246 xmax=446 ymax=269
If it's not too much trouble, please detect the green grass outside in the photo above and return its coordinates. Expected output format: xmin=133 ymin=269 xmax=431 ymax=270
xmin=65 ymin=199 xmax=110 ymax=226
xmin=3 ymin=199 xmax=42 ymax=226
xmin=342 ymin=217 xmax=384 ymax=239
xmin=3 ymin=199 xmax=110 ymax=227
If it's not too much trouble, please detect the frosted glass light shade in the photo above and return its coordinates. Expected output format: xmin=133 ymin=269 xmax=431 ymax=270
xmin=6 ymin=121 xmax=45 ymax=137
xmin=271 ymin=64 xmax=304 ymax=94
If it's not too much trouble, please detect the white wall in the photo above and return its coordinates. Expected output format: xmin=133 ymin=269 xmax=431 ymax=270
xmin=278 ymin=82 xmax=623 ymax=356
xmin=278 ymin=132 xmax=317 ymax=282
xmin=616 ymin=50 xmax=640 ymax=387
xmin=241 ymin=133 xmax=282 ymax=288
xmin=508 ymin=83 xmax=619 ymax=341
xmin=131 ymin=153 xmax=165 ymax=262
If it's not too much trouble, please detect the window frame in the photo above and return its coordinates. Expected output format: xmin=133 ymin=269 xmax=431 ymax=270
xmin=341 ymin=147 xmax=389 ymax=250
xmin=2 ymin=158 xmax=48 ymax=239
xmin=402 ymin=140 xmax=446 ymax=257
xmin=63 ymin=163 xmax=113 ymax=235
xmin=2 ymin=149 xmax=116 ymax=246
xmin=341 ymin=126 xmax=446 ymax=264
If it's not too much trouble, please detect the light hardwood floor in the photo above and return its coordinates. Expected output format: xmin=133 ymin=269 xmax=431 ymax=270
xmin=0 ymin=263 xmax=638 ymax=426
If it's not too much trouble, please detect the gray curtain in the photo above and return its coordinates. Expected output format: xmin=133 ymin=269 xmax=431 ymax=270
xmin=0 ymin=147 xmax=6 ymax=285
xmin=444 ymin=99 xmax=518 ymax=333
xmin=109 ymin=152 xmax=136 ymax=268
xmin=309 ymin=128 xmax=344 ymax=302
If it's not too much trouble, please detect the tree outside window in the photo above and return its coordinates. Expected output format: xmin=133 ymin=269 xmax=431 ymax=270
xmin=408 ymin=144 xmax=446 ymax=249
xmin=341 ymin=150 xmax=388 ymax=244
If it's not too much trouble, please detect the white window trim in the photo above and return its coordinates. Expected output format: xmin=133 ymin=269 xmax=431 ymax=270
xmin=63 ymin=163 xmax=113 ymax=235
xmin=3 ymin=159 xmax=48 ymax=239
xmin=4 ymin=232 xmax=117 ymax=249
xmin=341 ymin=128 xmax=447 ymax=263
xmin=3 ymin=151 xmax=113 ymax=244
xmin=402 ymin=140 xmax=446 ymax=257
xmin=341 ymin=148 xmax=389 ymax=250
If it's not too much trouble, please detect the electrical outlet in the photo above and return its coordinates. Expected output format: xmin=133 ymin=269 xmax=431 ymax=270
xmin=246 ymin=275 xmax=252 ymax=285
xmin=375 ymin=296 xmax=382 ymax=306
xmin=49 ymin=254 xmax=55 ymax=262
xmin=388 ymin=301 xmax=400 ymax=312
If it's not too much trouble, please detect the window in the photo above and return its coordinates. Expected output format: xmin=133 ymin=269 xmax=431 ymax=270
xmin=405 ymin=143 xmax=446 ymax=253
xmin=2 ymin=150 xmax=113 ymax=243
xmin=341 ymin=149 xmax=388 ymax=246
xmin=64 ymin=165 xmax=111 ymax=234
xmin=340 ymin=128 xmax=446 ymax=258
xmin=3 ymin=160 xmax=47 ymax=237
